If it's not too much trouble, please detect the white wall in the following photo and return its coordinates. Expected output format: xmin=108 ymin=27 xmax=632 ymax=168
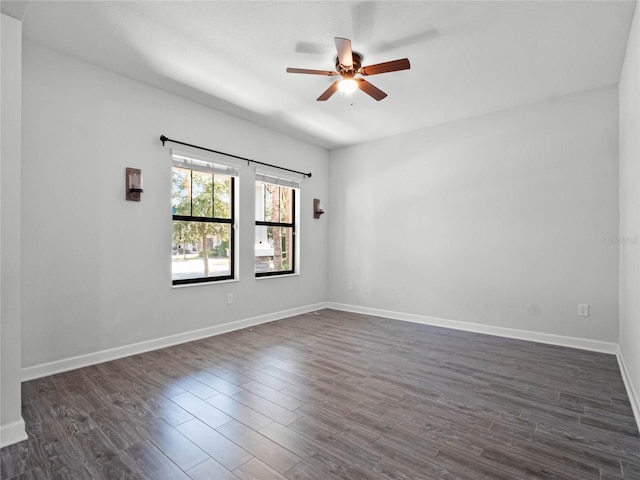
xmin=21 ymin=42 xmax=329 ymax=371
xmin=329 ymin=86 xmax=619 ymax=343
xmin=619 ymin=1 xmax=640 ymax=417
xmin=1 ymin=13 xmax=27 ymax=447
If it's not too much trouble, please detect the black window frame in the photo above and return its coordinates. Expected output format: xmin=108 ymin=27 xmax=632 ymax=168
xmin=255 ymin=181 xmax=297 ymax=278
xmin=172 ymin=167 xmax=236 ymax=285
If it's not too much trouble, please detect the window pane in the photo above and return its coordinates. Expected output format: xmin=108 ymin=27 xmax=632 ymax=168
xmin=277 ymin=186 xmax=293 ymax=223
xmin=256 ymin=182 xmax=293 ymax=223
xmin=262 ymin=182 xmax=273 ymax=221
xmin=172 ymin=167 xmax=191 ymax=216
xmin=172 ymin=221 xmax=231 ymax=281
xmin=266 ymin=185 xmax=280 ymax=223
xmin=191 ymin=171 xmax=213 ymax=217
xmin=255 ymin=225 xmax=293 ymax=273
xmin=214 ymin=175 xmax=232 ymax=219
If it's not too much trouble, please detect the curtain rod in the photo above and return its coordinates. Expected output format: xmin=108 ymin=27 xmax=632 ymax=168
xmin=159 ymin=135 xmax=312 ymax=178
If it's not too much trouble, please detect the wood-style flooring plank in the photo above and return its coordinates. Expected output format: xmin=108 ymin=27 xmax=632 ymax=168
xmin=136 ymin=391 xmax=195 ymax=427
xmin=170 ymin=392 xmax=233 ymax=429
xmin=175 ymin=419 xmax=253 ymax=470
xmin=65 ymin=427 xmax=142 ymax=479
xmin=217 ymin=420 xmax=301 ymax=474
xmin=185 ymin=458 xmax=239 ymax=480
xmin=233 ymin=457 xmax=287 ymax=480
xmin=206 ymin=394 xmax=274 ymax=431
xmin=240 ymin=381 xmax=304 ymax=411
xmin=123 ymin=440 xmax=191 ymax=480
xmin=231 ymin=390 xmax=300 ymax=426
xmin=258 ymin=421 xmax=353 ymax=476
xmin=141 ymin=418 xmax=209 ymax=471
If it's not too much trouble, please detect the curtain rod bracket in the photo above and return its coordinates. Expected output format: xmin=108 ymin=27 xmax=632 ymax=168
xmin=159 ymin=134 xmax=312 ymax=178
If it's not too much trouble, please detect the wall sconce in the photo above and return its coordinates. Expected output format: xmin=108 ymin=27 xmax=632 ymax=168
xmin=313 ymin=198 xmax=325 ymax=219
xmin=126 ymin=167 xmax=143 ymax=201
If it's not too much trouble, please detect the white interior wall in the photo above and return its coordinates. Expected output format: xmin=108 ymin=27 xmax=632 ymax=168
xmin=619 ymin=0 xmax=640 ymax=418
xmin=20 ymin=41 xmax=329 ymax=371
xmin=0 ymin=13 xmax=27 ymax=447
xmin=328 ymin=86 xmax=620 ymax=343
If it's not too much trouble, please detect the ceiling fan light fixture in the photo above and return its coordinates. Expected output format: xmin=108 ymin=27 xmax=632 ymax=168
xmin=338 ymin=77 xmax=358 ymax=95
xmin=287 ymin=37 xmax=410 ymax=101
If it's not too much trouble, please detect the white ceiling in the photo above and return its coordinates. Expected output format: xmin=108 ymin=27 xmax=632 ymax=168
xmin=5 ymin=0 xmax=637 ymax=149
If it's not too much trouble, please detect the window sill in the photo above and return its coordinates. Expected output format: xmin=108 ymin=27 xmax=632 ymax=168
xmin=172 ymin=278 xmax=240 ymax=289
xmin=255 ymin=273 xmax=300 ymax=280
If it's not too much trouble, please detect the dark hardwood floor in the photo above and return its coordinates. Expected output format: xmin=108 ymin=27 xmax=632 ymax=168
xmin=2 ymin=309 xmax=639 ymax=479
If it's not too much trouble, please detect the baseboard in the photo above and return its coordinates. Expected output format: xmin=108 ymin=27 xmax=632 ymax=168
xmin=21 ymin=302 xmax=329 ymax=382
xmin=0 ymin=418 xmax=28 ymax=448
xmin=616 ymin=347 xmax=640 ymax=433
xmin=326 ymin=302 xmax=619 ymax=354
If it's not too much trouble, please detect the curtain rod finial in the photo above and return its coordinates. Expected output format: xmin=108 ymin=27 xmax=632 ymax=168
xmin=160 ymin=135 xmax=168 ymax=146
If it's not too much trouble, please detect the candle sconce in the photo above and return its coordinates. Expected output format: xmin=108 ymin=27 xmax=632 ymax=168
xmin=126 ymin=167 xmax=143 ymax=201
xmin=313 ymin=198 xmax=324 ymax=219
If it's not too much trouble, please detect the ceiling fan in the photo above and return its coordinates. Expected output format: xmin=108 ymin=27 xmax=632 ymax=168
xmin=286 ymin=37 xmax=410 ymax=101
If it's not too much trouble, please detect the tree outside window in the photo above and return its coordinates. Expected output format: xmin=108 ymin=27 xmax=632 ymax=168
xmin=172 ymin=164 xmax=235 ymax=284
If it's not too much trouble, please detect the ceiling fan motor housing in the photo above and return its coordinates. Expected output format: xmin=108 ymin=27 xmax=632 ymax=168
xmin=336 ymin=52 xmax=362 ymax=75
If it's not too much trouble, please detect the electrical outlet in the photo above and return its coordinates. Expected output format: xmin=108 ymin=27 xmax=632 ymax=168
xmin=227 ymin=293 xmax=233 ymax=305
xmin=347 ymin=282 xmax=353 ymax=291
xmin=578 ymin=304 xmax=589 ymax=317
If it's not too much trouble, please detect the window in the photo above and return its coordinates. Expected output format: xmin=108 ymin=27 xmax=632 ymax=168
xmin=172 ymin=154 xmax=237 ymax=285
xmin=255 ymin=174 xmax=299 ymax=276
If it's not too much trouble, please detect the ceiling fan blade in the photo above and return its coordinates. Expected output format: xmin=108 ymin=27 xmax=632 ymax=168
xmin=335 ymin=37 xmax=353 ymax=68
xmin=356 ymin=78 xmax=387 ymax=101
xmin=286 ymin=67 xmax=340 ymax=76
xmin=317 ymin=80 xmax=340 ymax=101
xmin=360 ymin=58 xmax=411 ymax=76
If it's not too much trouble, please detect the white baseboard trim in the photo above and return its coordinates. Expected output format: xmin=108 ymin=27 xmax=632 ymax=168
xmin=326 ymin=302 xmax=619 ymax=354
xmin=616 ymin=347 xmax=640 ymax=433
xmin=0 ymin=418 xmax=28 ymax=448
xmin=21 ymin=302 xmax=329 ymax=382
